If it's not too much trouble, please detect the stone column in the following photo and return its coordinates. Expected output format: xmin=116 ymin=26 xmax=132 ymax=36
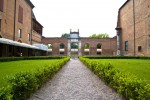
xmin=67 ymin=39 xmax=71 ymax=56
xmin=78 ymin=40 xmax=82 ymax=56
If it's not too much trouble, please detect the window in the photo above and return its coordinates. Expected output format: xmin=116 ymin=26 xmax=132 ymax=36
xmin=138 ymin=46 xmax=142 ymax=52
xmin=125 ymin=41 xmax=128 ymax=51
xmin=0 ymin=0 xmax=4 ymax=12
xmin=48 ymin=44 xmax=52 ymax=49
xmin=18 ymin=29 xmax=21 ymax=38
xmin=84 ymin=43 xmax=90 ymax=49
xmin=70 ymin=34 xmax=79 ymax=38
xmin=18 ymin=6 xmax=23 ymax=23
xmin=28 ymin=33 xmax=30 ymax=41
xmin=97 ymin=43 xmax=102 ymax=49
xmin=60 ymin=43 xmax=65 ymax=49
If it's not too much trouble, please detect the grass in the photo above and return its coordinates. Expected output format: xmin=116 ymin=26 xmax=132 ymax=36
xmin=90 ymin=59 xmax=150 ymax=84
xmin=0 ymin=59 xmax=62 ymax=88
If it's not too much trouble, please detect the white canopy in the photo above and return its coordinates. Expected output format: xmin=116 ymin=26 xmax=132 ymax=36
xmin=0 ymin=38 xmax=48 ymax=51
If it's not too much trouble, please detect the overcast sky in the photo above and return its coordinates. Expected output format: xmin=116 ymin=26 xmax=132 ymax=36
xmin=30 ymin=0 xmax=126 ymax=37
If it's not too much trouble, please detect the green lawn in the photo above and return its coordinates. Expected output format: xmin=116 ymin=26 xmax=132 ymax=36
xmin=91 ymin=59 xmax=150 ymax=84
xmin=0 ymin=60 xmax=61 ymax=88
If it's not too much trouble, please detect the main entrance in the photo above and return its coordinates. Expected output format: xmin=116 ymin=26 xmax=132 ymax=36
xmin=67 ymin=29 xmax=81 ymax=57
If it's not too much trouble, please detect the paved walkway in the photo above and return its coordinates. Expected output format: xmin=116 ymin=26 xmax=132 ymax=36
xmin=29 ymin=58 xmax=123 ymax=100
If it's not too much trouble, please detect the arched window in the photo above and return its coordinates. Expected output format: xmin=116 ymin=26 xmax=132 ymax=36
xmin=97 ymin=43 xmax=102 ymax=55
xmin=60 ymin=43 xmax=65 ymax=49
xmin=48 ymin=44 xmax=52 ymax=55
xmin=97 ymin=43 xmax=102 ymax=49
xmin=71 ymin=42 xmax=78 ymax=49
xmin=60 ymin=43 xmax=65 ymax=54
xmin=84 ymin=43 xmax=90 ymax=49
xmin=84 ymin=43 xmax=90 ymax=55
xmin=48 ymin=44 xmax=52 ymax=49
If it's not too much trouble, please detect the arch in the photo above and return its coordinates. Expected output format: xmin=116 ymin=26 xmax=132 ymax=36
xmin=84 ymin=43 xmax=90 ymax=49
xmin=48 ymin=44 xmax=52 ymax=49
xmin=60 ymin=43 xmax=65 ymax=55
xmin=97 ymin=43 xmax=102 ymax=49
xmin=60 ymin=43 xmax=65 ymax=49
xmin=97 ymin=43 xmax=102 ymax=55
xmin=71 ymin=42 xmax=78 ymax=49
xmin=0 ymin=35 xmax=2 ymax=38
xmin=47 ymin=44 xmax=52 ymax=55
xmin=84 ymin=43 xmax=90 ymax=55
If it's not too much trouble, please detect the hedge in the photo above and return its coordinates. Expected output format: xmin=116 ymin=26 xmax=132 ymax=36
xmin=79 ymin=57 xmax=150 ymax=100
xmin=0 ymin=56 xmax=67 ymax=62
xmin=83 ymin=56 xmax=150 ymax=59
xmin=0 ymin=57 xmax=70 ymax=100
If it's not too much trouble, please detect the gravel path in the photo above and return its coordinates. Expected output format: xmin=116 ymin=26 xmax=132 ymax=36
xmin=29 ymin=58 xmax=123 ymax=100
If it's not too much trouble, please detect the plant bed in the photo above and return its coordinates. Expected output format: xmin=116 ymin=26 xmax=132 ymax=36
xmin=0 ymin=56 xmax=67 ymax=62
xmin=79 ymin=56 xmax=150 ymax=100
xmin=83 ymin=56 xmax=150 ymax=59
xmin=0 ymin=57 xmax=70 ymax=100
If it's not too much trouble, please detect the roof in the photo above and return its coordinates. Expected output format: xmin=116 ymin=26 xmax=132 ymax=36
xmin=0 ymin=38 xmax=48 ymax=51
xmin=32 ymin=18 xmax=43 ymax=28
xmin=79 ymin=37 xmax=115 ymax=39
xmin=31 ymin=6 xmax=43 ymax=28
xmin=25 ymin=0 xmax=35 ymax=9
xmin=33 ymin=44 xmax=48 ymax=51
xmin=115 ymin=11 xmax=122 ymax=30
xmin=119 ymin=0 xmax=129 ymax=10
xmin=115 ymin=1 xmax=129 ymax=30
xmin=32 ymin=11 xmax=36 ymax=20
xmin=70 ymin=32 xmax=79 ymax=34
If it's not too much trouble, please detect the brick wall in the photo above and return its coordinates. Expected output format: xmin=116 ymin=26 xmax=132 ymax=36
xmin=42 ymin=37 xmax=117 ymax=56
xmin=118 ymin=0 xmax=150 ymax=56
xmin=42 ymin=37 xmax=68 ymax=55
xmin=0 ymin=0 xmax=42 ymax=45
xmin=0 ymin=0 xmax=15 ymax=40
xmin=32 ymin=30 xmax=42 ymax=44
xmin=80 ymin=38 xmax=117 ymax=56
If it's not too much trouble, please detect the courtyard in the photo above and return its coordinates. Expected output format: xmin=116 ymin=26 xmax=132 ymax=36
xmin=0 ymin=56 xmax=150 ymax=99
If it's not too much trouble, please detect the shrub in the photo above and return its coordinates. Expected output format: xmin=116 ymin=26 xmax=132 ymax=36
xmin=79 ymin=57 xmax=150 ymax=99
xmin=82 ymin=56 xmax=150 ymax=60
xmin=0 ymin=56 xmax=67 ymax=62
xmin=0 ymin=57 xmax=70 ymax=100
xmin=8 ymin=72 xmax=38 ymax=100
xmin=0 ymin=87 xmax=12 ymax=100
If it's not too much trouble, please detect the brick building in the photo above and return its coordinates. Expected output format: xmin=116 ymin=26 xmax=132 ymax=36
xmin=0 ymin=0 xmax=117 ymax=57
xmin=0 ymin=0 xmax=47 ymax=57
xmin=116 ymin=0 xmax=150 ymax=56
xmin=42 ymin=29 xmax=117 ymax=56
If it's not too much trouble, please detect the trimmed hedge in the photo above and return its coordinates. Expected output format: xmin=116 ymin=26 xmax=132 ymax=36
xmin=83 ymin=56 xmax=150 ymax=59
xmin=0 ymin=56 xmax=67 ymax=62
xmin=0 ymin=57 xmax=70 ymax=100
xmin=79 ymin=57 xmax=150 ymax=100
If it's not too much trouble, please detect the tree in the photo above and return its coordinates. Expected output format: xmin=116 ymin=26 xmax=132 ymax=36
xmin=71 ymin=43 xmax=78 ymax=49
xmin=61 ymin=33 xmax=70 ymax=38
xmin=89 ymin=33 xmax=109 ymax=38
